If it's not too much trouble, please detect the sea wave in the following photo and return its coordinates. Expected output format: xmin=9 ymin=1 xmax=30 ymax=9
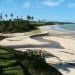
xmin=40 ymin=25 xmax=75 ymax=33
xmin=52 ymin=25 xmax=75 ymax=33
xmin=49 ymin=25 xmax=69 ymax=31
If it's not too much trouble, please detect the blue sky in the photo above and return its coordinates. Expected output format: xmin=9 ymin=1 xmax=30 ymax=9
xmin=0 ymin=0 xmax=75 ymax=22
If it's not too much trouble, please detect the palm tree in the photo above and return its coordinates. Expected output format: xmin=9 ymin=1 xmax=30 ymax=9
xmin=10 ymin=13 xmax=14 ymax=20
xmin=43 ymin=19 xmax=46 ymax=22
xmin=0 ymin=13 xmax=3 ymax=20
xmin=31 ymin=16 xmax=34 ymax=21
xmin=5 ymin=14 xmax=8 ymax=20
xmin=17 ymin=16 xmax=19 ymax=19
xmin=27 ymin=15 xmax=31 ymax=21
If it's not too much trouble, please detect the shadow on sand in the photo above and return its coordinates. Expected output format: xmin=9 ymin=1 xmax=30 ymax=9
xmin=7 ymin=42 xmax=64 ymax=49
xmin=30 ymin=36 xmax=65 ymax=49
xmin=7 ymin=36 xmax=65 ymax=49
xmin=50 ymin=61 xmax=75 ymax=73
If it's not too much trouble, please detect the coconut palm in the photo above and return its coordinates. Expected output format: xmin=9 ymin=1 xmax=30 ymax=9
xmin=31 ymin=16 xmax=34 ymax=21
xmin=27 ymin=15 xmax=31 ymax=21
xmin=43 ymin=19 xmax=46 ymax=22
xmin=10 ymin=13 xmax=14 ymax=20
xmin=5 ymin=14 xmax=8 ymax=20
xmin=17 ymin=16 xmax=19 ymax=19
xmin=0 ymin=13 xmax=3 ymax=20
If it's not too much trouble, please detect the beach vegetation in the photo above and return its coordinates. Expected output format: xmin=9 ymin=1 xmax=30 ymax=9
xmin=0 ymin=19 xmax=37 ymax=33
xmin=0 ymin=46 xmax=62 ymax=75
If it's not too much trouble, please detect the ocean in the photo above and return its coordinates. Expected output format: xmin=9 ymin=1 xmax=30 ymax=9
xmin=47 ymin=24 xmax=75 ymax=32
xmin=60 ymin=24 xmax=75 ymax=31
xmin=39 ymin=24 xmax=75 ymax=32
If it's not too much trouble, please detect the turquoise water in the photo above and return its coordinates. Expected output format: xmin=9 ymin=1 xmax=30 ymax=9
xmin=60 ymin=24 xmax=75 ymax=31
xmin=41 ymin=24 xmax=75 ymax=32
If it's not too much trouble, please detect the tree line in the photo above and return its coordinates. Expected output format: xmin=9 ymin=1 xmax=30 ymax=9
xmin=0 ymin=13 xmax=34 ymax=21
xmin=0 ymin=13 xmax=38 ymax=33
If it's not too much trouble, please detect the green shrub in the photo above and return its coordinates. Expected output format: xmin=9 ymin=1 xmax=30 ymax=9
xmin=0 ymin=20 xmax=37 ymax=33
xmin=0 ymin=46 xmax=62 ymax=75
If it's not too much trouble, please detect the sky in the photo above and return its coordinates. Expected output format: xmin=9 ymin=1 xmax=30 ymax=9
xmin=0 ymin=0 xmax=75 ymax=22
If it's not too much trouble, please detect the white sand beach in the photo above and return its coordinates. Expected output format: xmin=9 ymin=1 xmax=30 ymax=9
xmin=0 ymin=27 xmax=75 ymax=75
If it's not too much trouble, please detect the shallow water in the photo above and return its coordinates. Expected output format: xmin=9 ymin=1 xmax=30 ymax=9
xmin=48 ymin=24 xmax=75 ymax=32
xmin=60 ymin=24 xmax=75 ymax=31
xmin=39 ymin=24 xmax=75 ymax=33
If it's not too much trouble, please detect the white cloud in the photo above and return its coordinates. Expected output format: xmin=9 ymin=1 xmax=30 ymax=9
xmin=42 ymin=0 xmax=64 ymax=7
xmin=23 ymin=1 xmax=31 ymax=8
xmin=67 ymin=3 xmax=75 ymax=8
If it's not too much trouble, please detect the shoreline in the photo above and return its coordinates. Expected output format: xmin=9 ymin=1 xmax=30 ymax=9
xmin=39 ymin=25 xmax=75 ymax=33
xmin=39 ymin=25 xmax=75 ymax=39
xmin=0 ymin=25 xmax=75 ymax=41
xmin=0 ymin=24 xmax=75 ymax=37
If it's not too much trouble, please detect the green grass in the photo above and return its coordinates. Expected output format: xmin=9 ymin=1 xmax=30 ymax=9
xmin=0 ymin=46 xmax=62 ymax=75
xmin=31 ymin=30 xmax=41 ymax=34
xmin=0 ymin=47 xmax=24 ymax=75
